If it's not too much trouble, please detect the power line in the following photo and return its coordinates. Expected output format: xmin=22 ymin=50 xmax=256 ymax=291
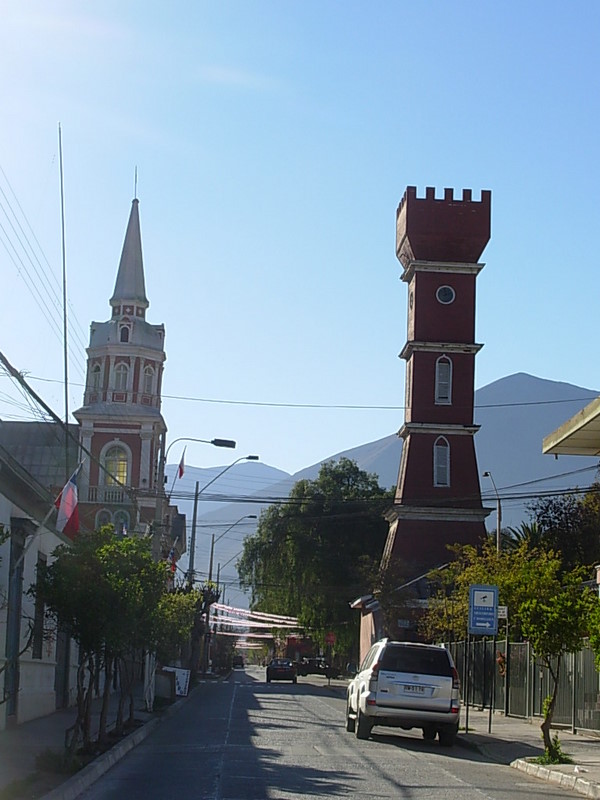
xmin=12 ymin=374 xmax=599 ymax=413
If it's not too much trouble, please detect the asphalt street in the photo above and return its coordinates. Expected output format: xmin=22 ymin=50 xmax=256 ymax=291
xmin=76 ymin=666 xmax=580 ymax=800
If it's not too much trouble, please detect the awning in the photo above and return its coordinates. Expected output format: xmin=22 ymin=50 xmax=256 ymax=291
xmin=543 ymin=395 xmax=600 ymax=456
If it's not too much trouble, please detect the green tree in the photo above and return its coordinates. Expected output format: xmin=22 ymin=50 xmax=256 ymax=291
xmin=238 ymin=458 xmax=393 ymax=656
xmin=36 ymin=529 xmax=169 ymax=751
xmin=420 ymin=539 xmax=598 ymax=760
xmin=504 ymin=521 xmax=541 ymax=552
xmin=154 ymin=589 xmax=201 ymax=667
xmin=94 ymin=535 xmax=167 ymax=734
xmin=526 ymin=486 xmax=600 ymax=572
xmin=519 ymin=565 xmax=595 ymax=758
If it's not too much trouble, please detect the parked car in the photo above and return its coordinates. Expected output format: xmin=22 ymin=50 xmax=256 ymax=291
xmin=266 ymin=658 xmax=297 ymax=683
xmin=346 ymin=639 xmax=461 ymax=745
xmin=232 ymin=655 xmax=244 ymax=668
xmin=296 ymin=658 xmax=340 ymax=679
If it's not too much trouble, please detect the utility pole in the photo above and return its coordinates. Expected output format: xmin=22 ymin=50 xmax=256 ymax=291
xmin=187 ymin=481 xmax=200 ymax=588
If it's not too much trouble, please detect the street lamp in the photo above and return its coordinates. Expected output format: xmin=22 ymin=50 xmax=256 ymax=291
xmin=208 ymin=514 xmax=258 ymax=583
xmin=187 ymin=456 xmax=259 ymax=588
xmin=483 ymin=471 xmax=502 ymax=553
xmin=204 ymin=512 xmax=258 ymax=673
xmin=164 ymin=436 xmax=236 ymax=465
xmin=163 ymin=437 xmax=237 ymax=502
xmin=153 ymin=435 xmax=237 ymax=559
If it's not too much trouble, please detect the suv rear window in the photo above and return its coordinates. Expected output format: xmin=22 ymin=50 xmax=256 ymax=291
xmin=379 ymin=645 xmax=452 ymax=677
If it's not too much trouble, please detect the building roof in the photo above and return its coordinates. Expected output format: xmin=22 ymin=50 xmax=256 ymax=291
xmin=542 ymin=395 xmax=600 ymax=456
xmin=110 ymin=198 xmax=149 ymax=313
xmin=74 ymin=401 xmax=163 ymax=420
xmin=0 ymin=420 xmax=80 ymax=491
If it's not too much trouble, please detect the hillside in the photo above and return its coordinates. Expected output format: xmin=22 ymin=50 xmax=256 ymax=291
xmin=170 ymin=373 xmax=600 ymax=601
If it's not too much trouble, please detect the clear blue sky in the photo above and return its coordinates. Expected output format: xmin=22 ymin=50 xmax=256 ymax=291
xmin=1 ymin=1 xmax=599 ymax=475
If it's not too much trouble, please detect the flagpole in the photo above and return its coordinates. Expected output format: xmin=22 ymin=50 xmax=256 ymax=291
xmin=58 ymin=123 xmax=70 ymax=482
xmin=10 ymin=478 xmax=73 ymax=578
xmin=167 ymin=447 xmax=186 ymax=502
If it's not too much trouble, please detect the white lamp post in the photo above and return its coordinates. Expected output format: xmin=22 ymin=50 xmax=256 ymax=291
xmin=188 ymin=457 xmax=259 ymax=588
xmin=205 ymin=511 xmax=258 ymax=672
xmin=483 ymin=470 xmax=502 ymax=553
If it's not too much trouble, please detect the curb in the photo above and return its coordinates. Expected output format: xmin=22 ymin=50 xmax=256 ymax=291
xmin=40 ymin=693 xmax=190 ymax=800
xmin=512 ymin=758 xmax=600 ymax=799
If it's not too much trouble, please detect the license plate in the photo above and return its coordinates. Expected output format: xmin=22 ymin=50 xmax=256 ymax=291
xmin=404 ymin=684 xmax=425 ymax=694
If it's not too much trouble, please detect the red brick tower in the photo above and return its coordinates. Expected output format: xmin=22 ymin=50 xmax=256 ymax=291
xmin=383 ymin=187 xmax=492 ymax=588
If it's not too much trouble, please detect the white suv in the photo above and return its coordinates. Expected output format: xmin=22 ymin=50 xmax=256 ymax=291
xmin=346 ymin=639 xmax=461 ymax=746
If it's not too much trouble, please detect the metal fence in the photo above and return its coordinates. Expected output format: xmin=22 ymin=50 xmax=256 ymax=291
xmin=446 ymin=638 xmax=600 ymax=733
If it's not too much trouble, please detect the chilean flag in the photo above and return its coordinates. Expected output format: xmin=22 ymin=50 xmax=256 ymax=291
xmin=55 ymin=468 xmax=80 ymax=538
xmin=178 ymin=447 xmax=186 ymax=479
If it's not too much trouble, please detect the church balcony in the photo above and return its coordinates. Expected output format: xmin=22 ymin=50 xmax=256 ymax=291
xmin=86 ymin=485 xmax=133 ymax=505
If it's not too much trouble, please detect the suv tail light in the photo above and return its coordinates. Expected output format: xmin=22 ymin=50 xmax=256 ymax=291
xmin=368 ymin=661 xmax=380 ymax=689
xmin=452 ymin=666 xmax=460 ymax=691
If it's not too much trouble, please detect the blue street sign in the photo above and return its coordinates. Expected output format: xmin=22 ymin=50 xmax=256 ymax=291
xmin=468 ymin=584 xmax=498 ymax=636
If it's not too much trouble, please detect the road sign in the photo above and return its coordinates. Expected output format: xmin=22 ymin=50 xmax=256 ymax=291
xmin=498 ymin=605 xmax=508 ymax=619
xmin=468 ymin=584 xmax=498 ymax=636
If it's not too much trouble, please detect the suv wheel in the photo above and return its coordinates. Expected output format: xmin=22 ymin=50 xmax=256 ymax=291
xmin=422 ymin=726 xmax=436 ymax=741
xmin=355 ymin=709 xmax=372 ymax=740
xmin=438 ymin=725 xmax=458 ymax=747
xmin=345 ymin=701 xmax=356 ymax=732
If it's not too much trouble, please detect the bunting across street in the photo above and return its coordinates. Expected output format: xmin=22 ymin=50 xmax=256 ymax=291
xmin=211 ymin=603 xmax=299 ymax=626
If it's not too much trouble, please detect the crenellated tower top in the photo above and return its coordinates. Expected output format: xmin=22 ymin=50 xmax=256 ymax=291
xmin=396 ymin=186 xmax=491 ymax=266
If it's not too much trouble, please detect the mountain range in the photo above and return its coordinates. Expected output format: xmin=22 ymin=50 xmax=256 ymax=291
xmin=167 ymin=373 xmax=600 ymax=600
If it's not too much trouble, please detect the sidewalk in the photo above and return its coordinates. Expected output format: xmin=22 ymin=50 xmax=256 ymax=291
xmin=461 ymin=706 xmax=600 ymax=799
xmin=3 ymin=690 xmax=600 ymax=799
xmin=0 ymin=687 xmax=157 ymax=799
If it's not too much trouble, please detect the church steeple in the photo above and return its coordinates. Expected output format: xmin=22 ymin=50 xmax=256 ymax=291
xmin=110 ymin=198 xmax=149 ymax=320
xmin=74 ymin=195 xmax=167 ymax=539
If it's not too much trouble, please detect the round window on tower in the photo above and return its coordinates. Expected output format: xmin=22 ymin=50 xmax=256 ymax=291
xmin=436 ymin=285 xmax=455 ymax=305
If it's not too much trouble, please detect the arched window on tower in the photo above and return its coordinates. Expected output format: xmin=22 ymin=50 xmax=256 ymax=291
xmin=104 ymin=445 xmax=128 ymax=486
xmin=114 ymin=362 xmax=129 ymax=391
xmin=120 ymin=326 xmax=130 ymax=343
xmin=90 ymin=364 xmax=101 ymax=390
xmin=433 ymin=436 xmax=450 ymax=487
xmin=113 ymin=510 xmax=130 ymax=536
xmin=95 ymin=509 xmax=112 ymax=529
xmin=435 ymin=356 xmax=452 ymax=404
xmin=143 ymin=365 xmax=154 ymax=394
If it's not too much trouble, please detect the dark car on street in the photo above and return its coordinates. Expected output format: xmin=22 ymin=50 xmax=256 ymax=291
xmin=296 ymin=658 xmax=340 ymax=679
xmin=266 ymin=658 xmax=297 ymax=684
xmin=232 ymin=655 xmax=244 ymax=668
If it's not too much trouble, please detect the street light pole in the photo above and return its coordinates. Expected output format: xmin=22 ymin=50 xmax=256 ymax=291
xmin=208 ymin=513 xmax=258 ymax=583
xmin=483 ymin=471 xmax=502 ymax=553
xmin=205 ymin=512 xmax=258 ymax=673
xmin=187 ymin=481 xmax=200 ymax=588
xmin=163 ymin=437 xmax=236 ymax=501
xmin=154 ymin=436 xmax=237 ymax=551
xmin=187 ymin=457 xmax=259 ymax=589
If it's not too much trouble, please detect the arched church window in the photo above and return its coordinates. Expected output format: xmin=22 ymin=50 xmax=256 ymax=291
xmin=95 ymin=509 xmax=113 ymax=529
xmin=435 ymin=356 xmax=452 ymax=404
xmin=120 ymin=326 xmax=130 ymax=343
xmin=143 ymin=366 xmax=154 ymax=394
xmin=105 ymin=445 xmax=128 ymax=486
xmin=113 ymin=510 xmax=130 ymax=536
xmin=433 ymin=436 xmax=450 ymax=487
xmin=90 ymin=364 xmax=101 ymax=390
xmin=114 ymin=362 xmax=128 ymax=391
